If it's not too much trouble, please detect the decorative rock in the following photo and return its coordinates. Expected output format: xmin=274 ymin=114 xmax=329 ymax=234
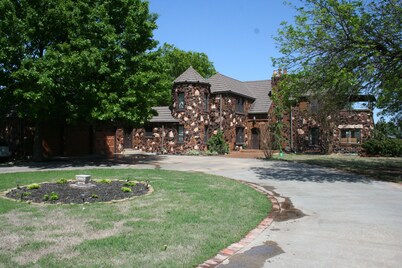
xmin=169 ymin=131 xmax=174 ymax=138
xmin=154 ymin=133 xmax=160 ymax=138
xmin=194 ymin=90 xmax=200 ymax=96
xmin=297 ymin=129 xmax=305 ymax=135
xmin=194 ymin=145 xmax=199 ymax=150
xmin=194 ymin=127 xmax=199 ymax=132
xmin=76 ymin=174 xmax=91 ymax=184
xmin=184 ymin=117 xmax=189 ymax=121
xmin=187 ymin=106 xmax=193 ymax=110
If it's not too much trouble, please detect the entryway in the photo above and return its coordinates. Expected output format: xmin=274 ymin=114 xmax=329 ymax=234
xmin=250 ymin=128 xmax=260 ymax=149
xmin=123 ymin=128 xmax=132 ymax=149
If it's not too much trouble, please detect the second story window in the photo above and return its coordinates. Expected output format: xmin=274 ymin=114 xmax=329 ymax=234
xmin=203 ymin=93 xmax=209 ymax=112
xmin=236 ymin=98 xmax=244 ymax=113
xmin=178 ymin=92 xmax=185 ymax=110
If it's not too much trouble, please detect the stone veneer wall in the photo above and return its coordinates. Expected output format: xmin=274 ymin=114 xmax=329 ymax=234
xmin=285 ymin=101 xmax=374 ymax=153
xmin=209 ymin=93 xmax=251 ymax=150
xmin=332 ymin=109 xmax=374 ymax=153
xmin=172 ymin=83 xmax=211 ymax=152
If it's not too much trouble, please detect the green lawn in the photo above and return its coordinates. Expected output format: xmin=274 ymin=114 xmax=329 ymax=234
xmin=0 ymin=169 xmax=270 ymax=267
xmin=274 ymin=154 xmax=402 ymax=183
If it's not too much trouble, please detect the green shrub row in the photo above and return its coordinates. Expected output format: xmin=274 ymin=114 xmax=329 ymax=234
xmin=362 ymin=138 xmax=402 ymax=157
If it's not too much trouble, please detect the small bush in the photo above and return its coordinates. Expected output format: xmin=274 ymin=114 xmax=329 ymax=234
xmin=91 ymin=194 xmax=99 ymax=199
xmin=121 ymin=187 xmax=132 ymax=193
xmin=43 ymin=194 xmax=49 ymax=201
xmin=27 ymin=183 xmax=40 ymax=190
xmin=362 ymin=138 xmax=402 ymax=157
xmin=123 ymin=181 xmax=137 ymax=187
xmin=207 ymin=129 xmax=229 ymax=155
xmin=95 ymin=179 xmax=111 ymax=183
xmin=187 ymin=150 xmax=200 ymax=156
xmin=56 ymin=178 xmax=68 ymax=184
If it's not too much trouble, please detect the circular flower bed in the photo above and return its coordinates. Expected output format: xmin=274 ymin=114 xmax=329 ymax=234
xmin=5 ymin=180 xmax=150 ymax=204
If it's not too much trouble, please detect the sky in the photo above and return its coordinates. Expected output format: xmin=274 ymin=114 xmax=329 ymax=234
xmin=148 ymin=0 xmax=298 ymax=82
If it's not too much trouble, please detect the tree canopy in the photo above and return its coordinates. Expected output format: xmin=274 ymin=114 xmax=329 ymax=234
xmin=0 ymin=0 xmax=161 ymax=125
xmin=273 ymin=0 xmax=402 ymax=122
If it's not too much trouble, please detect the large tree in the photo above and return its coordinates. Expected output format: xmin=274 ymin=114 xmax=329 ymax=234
xmin=153 ymin=43 xmax=216 ymax=106
xmin=0 ymin=0 xmax=161 ymax=159
xmin=273 ymin=0 xmax=402 ymax=122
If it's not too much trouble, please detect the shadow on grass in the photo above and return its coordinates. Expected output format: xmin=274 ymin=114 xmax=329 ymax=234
xmin=0 ymin=154 xmax=165 ymax=171
xmin=251 ymin=161 xmax=371 ymax=183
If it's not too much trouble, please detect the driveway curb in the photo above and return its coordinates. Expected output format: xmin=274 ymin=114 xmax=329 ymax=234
xmin=197 ymin=181 xmax=281 ymax=268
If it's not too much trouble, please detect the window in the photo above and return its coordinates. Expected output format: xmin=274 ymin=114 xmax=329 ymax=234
xmin=178 ymin=125 xmax=184 ymax=143
xmin=309 ymin=127 xmax=319 ymax=146
xmin=236 ymin=127 xmax=245 ymax=144
xmin=341 ymin=129 xmax=361 ymax=143
xmin=204 ymin=125 xmax=209 ymax=143
xmin=178 ymin=92 xmax=185 ymax=110
xmin=203 ymin=93 xmax=209 ymax=112
xmin=145 ymin=126 xmax=153 ymax=138
xmin=310 ymin=99 xmax=318 ymax=114
xmin=236 ymin=98 xmax=244 ymax=113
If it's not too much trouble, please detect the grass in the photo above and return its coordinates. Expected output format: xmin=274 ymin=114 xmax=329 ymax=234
xmin=0 ymin=169 xmax=271 ymax=267
xmin=273 ymin=154 xmax=402 ymax=183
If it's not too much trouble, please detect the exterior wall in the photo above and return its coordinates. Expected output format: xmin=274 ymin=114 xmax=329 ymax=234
xmin=172 ymin=83 xmax=211 ymax=152
xmin=333 ymin=110 xmax=374 ymax=153
xmin=209 ymin=94 xmax=251 ymax=150
xmin=286 ymin=100 xmax=374 ymax=154
xmin=131 ymin=124 xmax=184 ymax=154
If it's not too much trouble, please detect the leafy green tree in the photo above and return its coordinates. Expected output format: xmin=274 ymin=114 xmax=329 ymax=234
xmin=0 ymin=0 xmax=160 ymax=160
xmin=207 ymin=129 xmax=229 ymax=154
xmin=153 ymin=43 xmax=216 ymax=105
xmin=273 ymin=0 xmax=401 ymax=122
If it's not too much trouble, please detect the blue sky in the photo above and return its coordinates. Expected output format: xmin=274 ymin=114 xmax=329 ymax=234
xmin=148 ymin=0 xmax=297 ymax=82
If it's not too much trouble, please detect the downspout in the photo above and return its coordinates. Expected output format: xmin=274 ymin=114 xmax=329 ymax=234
xmin=161 ymin=124 xmax=165 ymax=154
xmin=219 ymin=94 xmax=223 ymax=129
xmin=290 ymin=106 xmax=293 ymax=152
xmin=114 ymin=127 xmax=117 ymax=160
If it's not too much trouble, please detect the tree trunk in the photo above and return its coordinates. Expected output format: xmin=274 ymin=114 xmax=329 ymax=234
xmin=33 ymin=121 xmax=43 ymax=161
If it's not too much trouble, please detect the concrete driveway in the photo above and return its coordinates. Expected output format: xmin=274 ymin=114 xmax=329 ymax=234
xmin=156 ymin=156 xmax=402 ymax=268
xmin=1 ymin=155 xmax=401 ymax=267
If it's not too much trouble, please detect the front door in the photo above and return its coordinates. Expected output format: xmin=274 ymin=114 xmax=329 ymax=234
xmin=123 ymin=128 xmax=132 ymax=149
xmin=251 ymin=128 xmax=260 ymax=149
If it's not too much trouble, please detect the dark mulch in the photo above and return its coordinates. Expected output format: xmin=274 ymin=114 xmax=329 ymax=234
xmin=5 ymin=181 xmax=149 ymax=204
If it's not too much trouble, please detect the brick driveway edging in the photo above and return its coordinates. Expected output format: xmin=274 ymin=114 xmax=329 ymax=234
xmin=197 ymin=181 xmax=281 ymax=268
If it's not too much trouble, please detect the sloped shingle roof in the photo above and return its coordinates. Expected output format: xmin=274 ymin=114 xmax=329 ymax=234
xmin=149 ymin=106 xmax=179 ymax=123
xmin=207 ymin=73 xmax=255 ymax=99
xmin=244 ymin=80 xmax=272 ymax=114
xmin=173 ymin=66 xmax=207 ymax=84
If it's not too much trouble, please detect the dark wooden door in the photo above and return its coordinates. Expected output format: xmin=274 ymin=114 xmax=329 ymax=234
xmin=251 ymin=128 xmax=260 ymax=149
xmin=124 ymin=129 xmax=132 ymax=149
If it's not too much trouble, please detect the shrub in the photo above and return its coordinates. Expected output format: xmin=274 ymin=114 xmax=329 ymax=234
xmin=362 ymin=138 xmax=402 ymax=157
xmin=123 ymin=181 xmax=137 ymax=187
xmin=207 ymin=129 xmax=229 ymax=155
xmin=50 ymin=192 xmax=59 ymax=201
xmin=27 ymin=183 xmax=40 ymax=190
xmin=56 ymin=178 xmax=68 ymax=184
xmin=187 ymin=150 xmax=200 ymax=156
xmin=121 ymin=187 xmax=132 ymax=193
xmin=95 ymin=179 xmax=111 ymax=183
xmin=91 ymin=194 xmax=99 ymax=199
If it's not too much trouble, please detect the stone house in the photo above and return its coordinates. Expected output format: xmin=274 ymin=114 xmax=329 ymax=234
xmin=1 ymin=67 xmax=374 ymax=158
xmin=121 ymin=67 xmax=374 ymax=155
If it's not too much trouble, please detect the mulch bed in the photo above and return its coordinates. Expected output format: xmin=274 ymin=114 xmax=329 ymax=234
xmin=5 ymin=180 xmax=150 ymax=204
